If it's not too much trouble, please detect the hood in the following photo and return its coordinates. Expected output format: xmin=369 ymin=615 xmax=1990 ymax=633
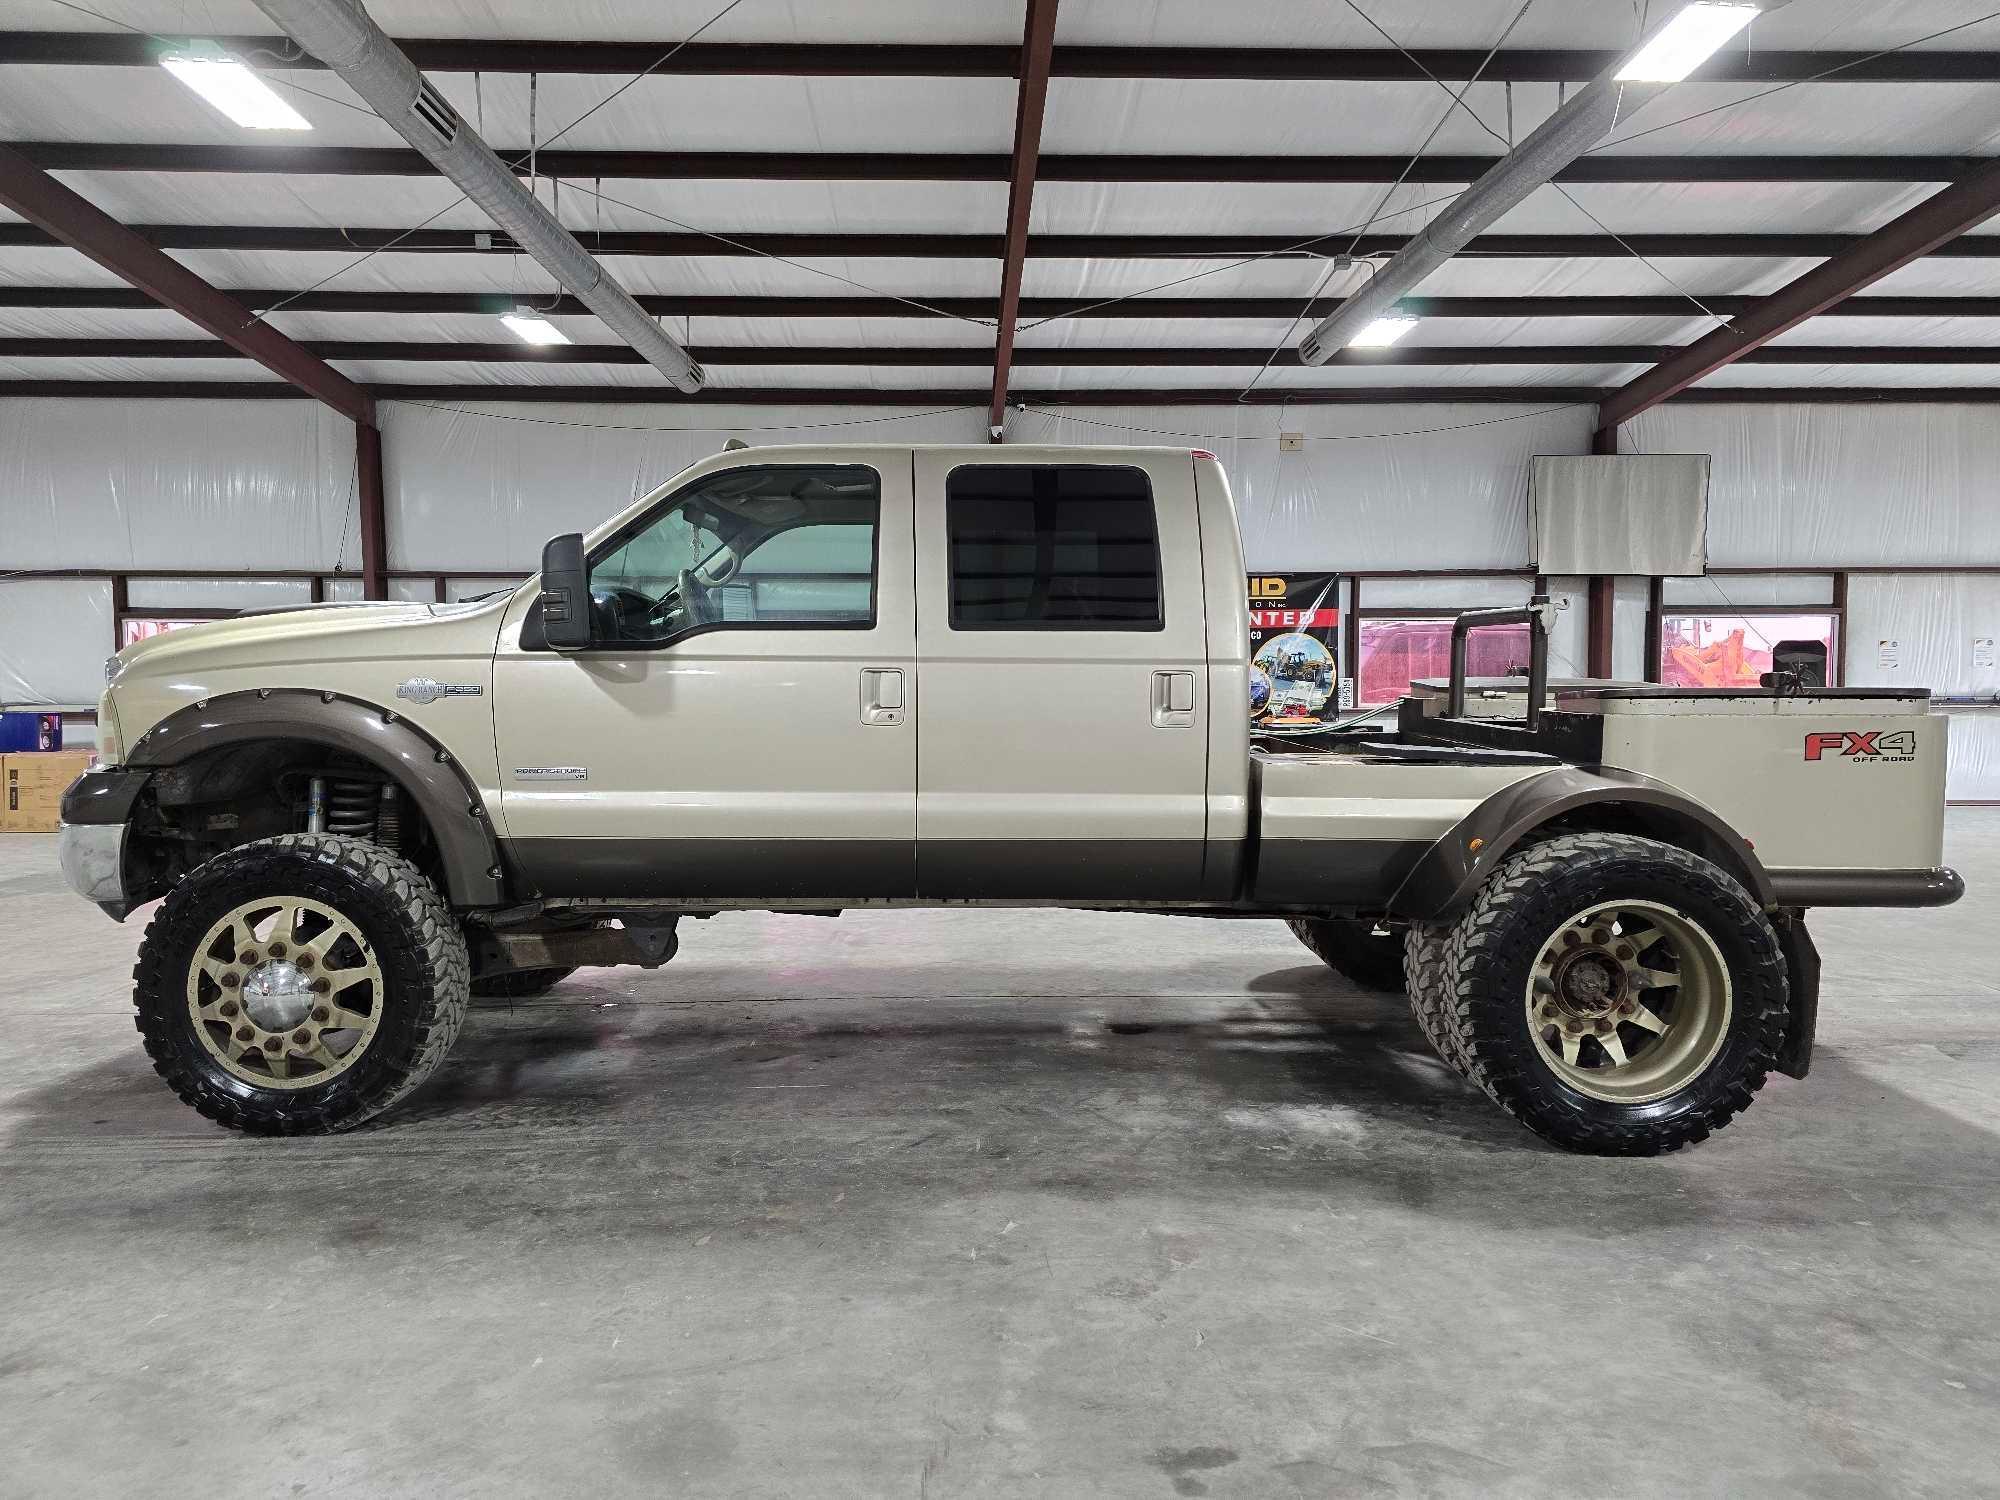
xmin=111 ymin=595 xmax=514 ymax=686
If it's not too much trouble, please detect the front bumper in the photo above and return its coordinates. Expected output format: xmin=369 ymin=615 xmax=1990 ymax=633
xmin=56 ymin=766 xmax=151 ymax=921
xmin=58 ymin=820 xmax=131 ymax=919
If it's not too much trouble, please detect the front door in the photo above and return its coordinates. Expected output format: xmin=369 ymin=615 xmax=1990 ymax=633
xmin=493 ymin=453 xmax=916 ymax=899
xmin=912 ymin=452 xmax=1210 ymax=899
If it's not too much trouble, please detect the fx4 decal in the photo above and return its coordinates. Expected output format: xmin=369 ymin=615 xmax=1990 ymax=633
xmin=1803 ymin=729 xmax=1918 ymax=763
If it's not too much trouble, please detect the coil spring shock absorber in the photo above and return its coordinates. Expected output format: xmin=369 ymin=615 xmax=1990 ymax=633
xmin=324 ymin=779 xmax=381 ymax=837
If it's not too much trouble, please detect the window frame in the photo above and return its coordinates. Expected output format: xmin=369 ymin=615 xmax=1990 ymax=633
xmin=942 ymin=462 xmax=1166 ymax=633
xmin=549 ymin=462 xmax=884 ymax=652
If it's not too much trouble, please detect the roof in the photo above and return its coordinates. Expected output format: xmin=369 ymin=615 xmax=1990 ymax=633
xmin=3 ymin=0 xmax=1999 ymax=408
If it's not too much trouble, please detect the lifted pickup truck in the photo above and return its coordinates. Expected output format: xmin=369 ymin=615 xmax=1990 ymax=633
xmin=61 ymin=445 xmax=1961 ymax=1153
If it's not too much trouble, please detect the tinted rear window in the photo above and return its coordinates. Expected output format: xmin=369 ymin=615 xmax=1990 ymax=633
xmin=945 ymin=465 xmax=1162 ymax=630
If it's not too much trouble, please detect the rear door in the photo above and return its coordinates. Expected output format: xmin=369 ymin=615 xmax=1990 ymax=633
xmin=912 ymin=452 xmax=1209 ymax=899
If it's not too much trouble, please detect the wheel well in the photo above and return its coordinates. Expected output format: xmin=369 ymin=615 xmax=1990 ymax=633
xmin=125 ymin=739 xmax=447 ymax=906
xmin=1530 ymin=802 xmax=1765 ymax=902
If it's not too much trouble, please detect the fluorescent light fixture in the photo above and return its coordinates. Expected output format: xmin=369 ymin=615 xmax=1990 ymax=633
xmin=1616 ymin=3 xmax=1759 ymax=83
xmin=160 ymin=47 xmax=312 ymax=130
xmin=500 ymin=309 xmax=571 ymax=345
xmin=1347 ymin=314 xmax=1420 ymax=349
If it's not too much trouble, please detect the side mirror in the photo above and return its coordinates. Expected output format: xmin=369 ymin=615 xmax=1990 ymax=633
xmin=538 ymin=532 xmax=591 ymax=650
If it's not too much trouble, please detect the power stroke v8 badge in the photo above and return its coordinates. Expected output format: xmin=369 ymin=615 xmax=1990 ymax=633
xmin=1804 ymin=729 xmax=1918 ymax=764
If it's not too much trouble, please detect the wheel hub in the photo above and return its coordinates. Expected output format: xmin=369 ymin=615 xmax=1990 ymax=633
xmin=1525 ymin=899 xmax=1734 ymax=1105
xmin=242 ymin=959 xmax=313 ymax=1031
xmin=185 ymin=896 xmax=384 ymax=1091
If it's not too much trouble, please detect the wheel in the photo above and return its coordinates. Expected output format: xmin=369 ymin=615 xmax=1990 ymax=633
xmin=1287 ymin=916 xmax=1408 ymax=993
xmin=132 ymin=833 xmax=470 ymax=1135
xmin=472 ymin=966 xmax=576 ymax=999
xmin=1428 ymin=832 xmax=1787 ymax=1156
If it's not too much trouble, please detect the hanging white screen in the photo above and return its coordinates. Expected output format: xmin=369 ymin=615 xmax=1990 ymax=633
xmin=1530 ymin=454 xmax=1710 ymax=576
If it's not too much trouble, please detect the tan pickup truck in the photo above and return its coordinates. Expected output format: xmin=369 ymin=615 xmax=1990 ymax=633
xmin=60 ymin=444 xmax=1960 ymax=1152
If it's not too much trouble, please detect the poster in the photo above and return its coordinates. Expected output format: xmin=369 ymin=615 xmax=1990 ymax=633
xmin=1247 ymin=573 xmax=1341 ymax=728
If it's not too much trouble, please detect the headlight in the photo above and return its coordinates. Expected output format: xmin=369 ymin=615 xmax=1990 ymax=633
xmin=95 ymin=688 xmax=124 ymax=768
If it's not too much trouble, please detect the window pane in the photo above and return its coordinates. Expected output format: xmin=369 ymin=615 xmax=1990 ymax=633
xmin=1358 ymin=617 xmax=1531 ymax=704
xmin=946 ymin=465 xmax=1162 ymax=629
xmin=588 ymin=465 xmax=877 ymax=643
xmin=1658 ymin=612 xmax=1837 ymax=688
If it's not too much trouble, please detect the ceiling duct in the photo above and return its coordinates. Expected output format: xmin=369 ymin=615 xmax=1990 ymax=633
xmin=250 ymin=0 xmax=704 ymax=393
xmin=1300 ymin=3 xmax=1789 ymax=366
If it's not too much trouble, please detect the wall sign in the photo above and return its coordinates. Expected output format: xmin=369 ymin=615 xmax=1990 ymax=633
xmin=1247 ymin=573 xmax=1341 ymax=729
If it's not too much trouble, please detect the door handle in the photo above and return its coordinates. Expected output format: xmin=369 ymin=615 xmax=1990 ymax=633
xmin=1152 ymin=670 xmax=1197 ymax=727
xmin=861 ymin=667 xmax=905 ymax=726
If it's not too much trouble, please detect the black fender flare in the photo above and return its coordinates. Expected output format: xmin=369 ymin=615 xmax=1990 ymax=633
xmin=127 ymin=688 xmax=505 ymax=907
xmin=1385 ymin=765 xmax=1775 ymax=921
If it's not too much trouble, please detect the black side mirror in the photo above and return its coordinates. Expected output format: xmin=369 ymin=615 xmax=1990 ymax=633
xmin=538 ymin=532 xmax=591 ymax=650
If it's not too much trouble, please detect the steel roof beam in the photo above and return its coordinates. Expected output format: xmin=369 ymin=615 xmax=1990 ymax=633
xmin=6 ymin=224 xmax=2000 ymax=260
xmin=989 ymin=0 xmax=1060 ymax=439
xmin=7 ymin=33 xmax=1996 ymax=82
xmin=0 ymin=144 xmax=373 ymax=425
xmin=7 ymin=141 xmax=1989 ymax=184
xmin=1598 ymin=159 xmax=2000 ymax=431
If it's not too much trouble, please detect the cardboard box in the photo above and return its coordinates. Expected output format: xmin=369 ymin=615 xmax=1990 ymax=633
xmin=0 ymin=750 xmax=97 ymax=833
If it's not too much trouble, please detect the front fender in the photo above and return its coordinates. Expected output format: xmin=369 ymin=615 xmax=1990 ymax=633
xmin=1386 ymin=765 xmax=1775 ymax=921
xmin=127 ymin=688 xmax=505 ymax=907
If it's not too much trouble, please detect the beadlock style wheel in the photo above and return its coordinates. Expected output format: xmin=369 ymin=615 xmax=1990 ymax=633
xmin=186 ymin=897 xmax=386 ymax=1090
xmin=1524 ymin=899 xmax=1732 ymax=1106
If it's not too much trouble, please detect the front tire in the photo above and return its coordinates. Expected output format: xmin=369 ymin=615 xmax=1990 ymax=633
xmin=1425 ymin=832 xmax=1787 ymax=1156
xmin=133 ymin=833 xmax=470 ymax=1135
xmin=1286 ymin=916 xmax=1408 ymax=993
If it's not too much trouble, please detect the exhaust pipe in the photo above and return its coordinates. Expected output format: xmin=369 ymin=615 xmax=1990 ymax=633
xmin=250 ymin=0 xmax=704 ymax=393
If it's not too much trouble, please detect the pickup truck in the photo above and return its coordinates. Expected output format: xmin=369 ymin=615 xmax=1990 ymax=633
xmin=59 ymin=444 xmax=1962 ymax=1153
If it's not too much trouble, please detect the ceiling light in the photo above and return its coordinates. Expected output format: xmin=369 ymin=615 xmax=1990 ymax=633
xmin=1615 ymin=3 xmax=1759 ymax=83
xmin=160 ymin=46 xmax=312 ymax=130
xmin=1347 ymin=314 xmax=1420 ymax=349
xmin=500 ymin=310 xmax=571 ymax=345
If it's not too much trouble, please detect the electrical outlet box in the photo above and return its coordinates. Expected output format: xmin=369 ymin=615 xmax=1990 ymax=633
xmin=1279 ymin=432 xmax=1305 ymax=452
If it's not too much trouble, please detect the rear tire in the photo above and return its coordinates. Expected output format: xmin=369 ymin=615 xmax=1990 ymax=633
xmin=133 ymin=833 xmax=470 ymax=1135
xmin=1427 ymin=832 xmax=1787 ymax=1156
xmin=472 ymin=966 xmax=576 ymax=1000
xmin=1286 ymin=916 xmax=1408 ymax=993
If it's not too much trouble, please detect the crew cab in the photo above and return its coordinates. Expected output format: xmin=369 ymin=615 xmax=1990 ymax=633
xmin=59 ymin=444 xmax=1961 ymax=1152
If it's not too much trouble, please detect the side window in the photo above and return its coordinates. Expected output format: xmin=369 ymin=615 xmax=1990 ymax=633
xmin=945 ymin=465 xmax=1162 ymax=630
xmin=586 ymin=465 xmax=879 ymax=644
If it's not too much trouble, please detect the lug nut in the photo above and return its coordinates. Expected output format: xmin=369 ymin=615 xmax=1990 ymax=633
xmin=293 ymin=1029 xmax=311 ymax=1044
xmin=312 ymin=1007 xmax=330 ymax=1023
xmin=263 ymin=1037 xmax=282 ymax=1052
xmin=235 ymin=1026 xmax=254 ymax=1042
xmin=219 ymin=1001 xmax=239 ymax=1018
xmin=295 ymin=953 xmax=314 ymax=971
xmin=220 ymin=972 xmax=241 ymax=990
xmin=311 ymin=978 xmax=331 ymax=994
xmin=268 ymin=942 xmax=287 ymax=958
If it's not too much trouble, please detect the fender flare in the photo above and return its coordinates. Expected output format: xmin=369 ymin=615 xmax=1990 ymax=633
xmin=127 ymin=688 xmax=505 ymax=907
xmin=1385 ymin=765 xmax=1775 ymax=921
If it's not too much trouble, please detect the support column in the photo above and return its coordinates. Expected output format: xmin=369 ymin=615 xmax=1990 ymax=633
xmin=357 ymin=421 xmax=387 ymax=601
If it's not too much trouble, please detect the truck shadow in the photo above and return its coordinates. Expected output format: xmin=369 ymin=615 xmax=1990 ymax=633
xmin=10 ymin=959 xmax=1999 ymax=1251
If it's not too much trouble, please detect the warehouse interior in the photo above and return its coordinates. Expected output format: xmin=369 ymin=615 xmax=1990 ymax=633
xmin=2 ymin=0 xmax=1998 ymax=1495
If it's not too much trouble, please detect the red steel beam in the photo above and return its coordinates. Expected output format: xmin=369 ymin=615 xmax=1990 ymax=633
xmin=988 ymin=0 xmax=1061 ymax=440
xmin=1596 ymin=160 xmax=2000 ymax=434
xmin=356 ymin=423 xmax=388 ymax=601
xmin=0 ymin=144 xmax=375 ymax=427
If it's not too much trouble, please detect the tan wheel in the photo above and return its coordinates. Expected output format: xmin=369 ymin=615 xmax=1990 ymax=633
xmin=186 ymin=896 xmax=386 ymax=1089
xmin=1523 ymin=898 xmax=1732 ymax=1106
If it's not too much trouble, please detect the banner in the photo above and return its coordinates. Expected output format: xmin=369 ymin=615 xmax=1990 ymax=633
xmin=1247 ymin=573 xmax=1342 ymax=727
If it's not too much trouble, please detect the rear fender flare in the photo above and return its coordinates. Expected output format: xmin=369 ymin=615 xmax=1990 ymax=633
xmin=127 ymin=688 xmax=504 ymax=907
xmin=1386 ymin=765 xmax=1775 ymax=921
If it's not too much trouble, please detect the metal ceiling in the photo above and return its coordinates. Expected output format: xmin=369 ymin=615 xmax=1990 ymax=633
xmin=2 ymin=0 xmax=2000 ymax=408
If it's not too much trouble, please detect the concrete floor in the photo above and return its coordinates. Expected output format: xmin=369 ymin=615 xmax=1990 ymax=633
xmin=2 ymin=819 xmax=1997 ymax=1499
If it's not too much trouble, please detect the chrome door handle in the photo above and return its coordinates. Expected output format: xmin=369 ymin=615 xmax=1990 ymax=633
xmin=1152 ymin=669 xmax=1196 ymax=727
xmin=861 ymin=667 xmax=905 ymax=726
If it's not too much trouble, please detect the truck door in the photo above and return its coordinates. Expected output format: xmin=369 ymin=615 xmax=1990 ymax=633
xmin=912 ymin=452 xmax=1209 ymax=898
xmin=492 ymin=453 xmax=916 ymax=898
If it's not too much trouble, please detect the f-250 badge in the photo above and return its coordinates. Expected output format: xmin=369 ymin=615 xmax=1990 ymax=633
xmin=395 ymin=677 xmax=483 ymax=705
xmin=1804 ymin=729 xmax=1917 ymax=763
